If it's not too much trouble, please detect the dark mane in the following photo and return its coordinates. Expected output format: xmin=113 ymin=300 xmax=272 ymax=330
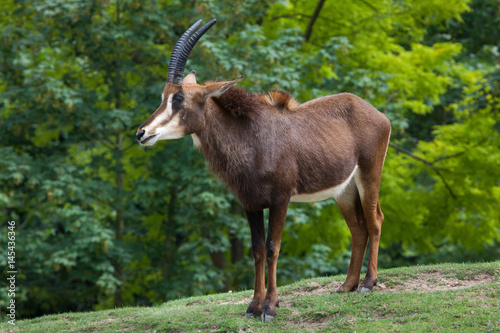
xmin=211 ymin=86 xmax=262 ymax=118
xmin=211 ymin=87 xmax=301 ymax=119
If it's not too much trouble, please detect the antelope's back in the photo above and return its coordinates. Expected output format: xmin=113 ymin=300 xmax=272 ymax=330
xmin=276 ymin=92 xmax=390 ymax=193
xmin=295 ymin=92 xmax=391 ymax=145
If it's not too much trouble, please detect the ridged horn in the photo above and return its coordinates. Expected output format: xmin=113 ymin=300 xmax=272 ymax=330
xmin=171 ymin=19 xmax=217 ymax=85
xmin=166 ymin=20 xmax=203 ymax=83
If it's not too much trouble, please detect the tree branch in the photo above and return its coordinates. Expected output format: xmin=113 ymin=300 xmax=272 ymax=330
xmin=389 ymin=143 xmax=434 ymax=168
xmin=355 ymin=0 xmax=379 ymax=14
xmin=432 ymin=151 xmax=466 ymax=163
xmin=304 ymin=0 xmax=326 ymax=42
xmin=432 ymin=169 xmax=458 ymax=201
xmin=389 ymin=143 xmax=458 ymax=200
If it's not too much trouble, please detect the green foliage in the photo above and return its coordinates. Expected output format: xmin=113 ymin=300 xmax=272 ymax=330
xmin=0 ymin=0 xmax=499 ymax=320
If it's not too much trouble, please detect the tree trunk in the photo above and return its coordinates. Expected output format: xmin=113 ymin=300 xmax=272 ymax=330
xmin=114 ymin=132 xmax=124 ymax=308
xmin=230 ymin=234 xmax=244 ymax=264
xmin=113 ymin=0 xmax=124 ymax=308
xmin=210 ymin=251 xmax=226 ymax=270
xmin=162 ymin=190 xmax=177 ymax=280
xmin=304 ymin=0 xmax=326 ymax=42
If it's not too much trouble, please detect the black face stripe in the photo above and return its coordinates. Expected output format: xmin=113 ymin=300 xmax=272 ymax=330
xmin=172 ymin=88 xmax=185 ymax=112
xmin=173 ymin=93 xmax=185 ymax=102
xmin=172 ymin=101 xmax=183 ymax=113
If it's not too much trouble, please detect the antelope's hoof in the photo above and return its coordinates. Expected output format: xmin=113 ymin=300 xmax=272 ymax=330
xmin=245 ymin=299 xmax=263 ymax=318
xmin=336 ymin=284 xmax=358 ymax=293
xmin=358 ymin=287 xmax=372 ymax=293
xmin=261 ymin=313 xmax=276 ymax=323
xmin=245 ymin=310 xmax=262 ymax=318
xmin=260 ymin=304 xmax=277 ymax=323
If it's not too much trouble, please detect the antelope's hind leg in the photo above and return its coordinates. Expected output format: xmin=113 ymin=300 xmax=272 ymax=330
xmin=336 ymin=180 xmax=368 ymax=293
xmin=355 ymin=171 xmax=385 ymax=293
xmin=354 ymin=132 xmax=388 ymax=293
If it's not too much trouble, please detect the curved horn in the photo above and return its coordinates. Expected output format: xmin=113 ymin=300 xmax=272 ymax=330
xmin=172 ymin=19 xmax=217 ymax=85
xmin=166 ymin=20 xmax=203 ymax=83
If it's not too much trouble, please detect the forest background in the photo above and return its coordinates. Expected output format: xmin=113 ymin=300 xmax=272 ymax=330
xmin=1 ymin=0 xmax=499 ymax=319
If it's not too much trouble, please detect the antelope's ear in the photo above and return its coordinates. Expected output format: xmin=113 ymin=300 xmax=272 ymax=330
xmin=184 ymin=70 xmax=197 ymax=84
xmin=203 ymin=76 xmax=244 ymax=100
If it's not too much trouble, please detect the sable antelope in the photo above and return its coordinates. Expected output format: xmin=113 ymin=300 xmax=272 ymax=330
xmin=136 ymin=19 xmax=391 ymax=322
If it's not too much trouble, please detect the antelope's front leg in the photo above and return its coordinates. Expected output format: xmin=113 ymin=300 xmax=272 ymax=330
xmin=245 ymin=210 xmax=266 ymax=318
xmin=261 ymin=201 xmax=288 ymax=322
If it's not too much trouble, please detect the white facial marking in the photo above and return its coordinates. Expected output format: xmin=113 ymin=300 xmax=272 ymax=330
xmin=161 ymin=92 xmax=165 ymax=102
xmin=291 ymin=165 xmax=359 ymax=202
xmin=156 ymin=113 xmax=185 ymax=140
xmin=149 ymin=94 xmax=173 ymax=128
xmin=140 ymin=94 xmax=187 ymax=145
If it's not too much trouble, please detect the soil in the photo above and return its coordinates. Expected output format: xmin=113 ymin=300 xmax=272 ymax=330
xmin=376 ymin=271 xmax=497 ymax=293
xmin=287 ymin=270 xmax=498 ymax=298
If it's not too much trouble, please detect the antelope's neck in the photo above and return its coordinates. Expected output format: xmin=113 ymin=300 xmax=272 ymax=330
xmin=192 ymin=100 xmax=258 ymax=180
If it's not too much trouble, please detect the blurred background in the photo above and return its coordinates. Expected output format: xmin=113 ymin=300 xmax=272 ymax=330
xmin=1 ymin=0 xmax=499 ymax=320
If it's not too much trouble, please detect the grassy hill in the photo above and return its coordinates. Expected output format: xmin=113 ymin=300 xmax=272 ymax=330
xmin=2 ymin=261 xmax=499 ymax=332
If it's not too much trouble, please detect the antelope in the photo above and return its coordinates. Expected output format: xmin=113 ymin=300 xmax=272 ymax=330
xmin=136 ymin=19 xmax=391 ymax=322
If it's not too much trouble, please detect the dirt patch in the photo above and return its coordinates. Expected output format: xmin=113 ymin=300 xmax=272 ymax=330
xmin=300 ymin=281 xmax=343 ymax=295
xmin=299 ymin=314 xmax=333 ymax=328
xmin=84 ymin=318 xmax=120 ymax=331
xmin=283 ymin=312 xmax=338 ymax=332
xmin=282 ymin=281 xmax=344 ymax=298
xmin=378 ymin=272 xmax=497 ymax=293
xmin=217 ymin=296 xmax=251 ymax=306
xmin=83 ymin=318 xmax=140 ymax=332
xmin=90 ymin=318 xmax=119 ymax=324
xmin=282 ymin=270 xmax=497 ymax=297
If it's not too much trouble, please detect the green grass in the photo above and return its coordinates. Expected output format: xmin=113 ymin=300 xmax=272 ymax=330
xmin=2 ymin=261 xmax=499 ymax=332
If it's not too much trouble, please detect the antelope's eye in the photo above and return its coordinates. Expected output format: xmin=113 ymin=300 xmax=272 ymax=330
xmin=173 ymin=94 xmax=184 ymax=103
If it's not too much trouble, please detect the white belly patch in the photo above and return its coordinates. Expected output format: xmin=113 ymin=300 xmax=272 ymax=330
xmin=290 ymin=165 xmax=358 ymax=203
